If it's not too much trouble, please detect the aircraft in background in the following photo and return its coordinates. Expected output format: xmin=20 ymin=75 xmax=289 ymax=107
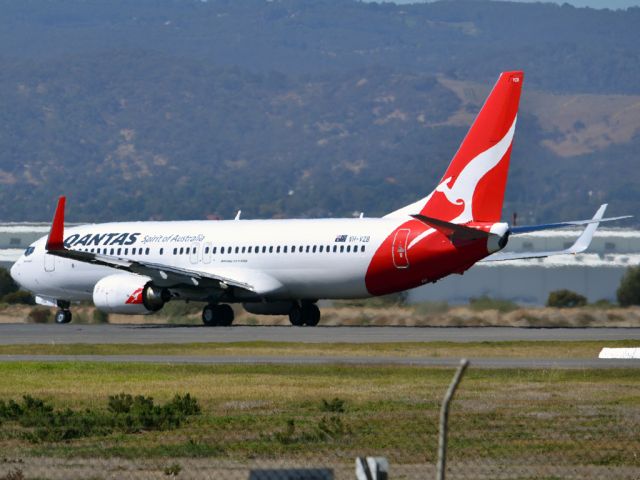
xmin=9 ymin=71 xmax=630 ymax=325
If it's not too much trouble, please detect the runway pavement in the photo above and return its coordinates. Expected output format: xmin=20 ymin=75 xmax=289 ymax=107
xmin=1 ymin=323 xmax=639 ymax=344
xmin=0 ymin=353 xmax=637 ymax=369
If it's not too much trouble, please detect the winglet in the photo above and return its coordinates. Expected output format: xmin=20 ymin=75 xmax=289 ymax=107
xmin=46 ymin=196 xmax=66 ymax=251
xmin=568 ymin=204 xmax=606 ymax=254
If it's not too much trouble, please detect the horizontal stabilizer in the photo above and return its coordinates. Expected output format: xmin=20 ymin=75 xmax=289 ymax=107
xmin=411 ymin=214 xmax=490 ymax=246
xmin=483 ymin=204 xmax=610 ymax=262
xmin=510 ymin=207 xmax=632 ymax=234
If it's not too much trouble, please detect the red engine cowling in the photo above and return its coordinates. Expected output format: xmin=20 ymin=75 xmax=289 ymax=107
xmin=92 ymin=273 xmax=168 ymax=315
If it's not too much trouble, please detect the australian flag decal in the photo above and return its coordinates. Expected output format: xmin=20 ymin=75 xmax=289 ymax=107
xmin=335 ymin=234 xmax=348 ymax=243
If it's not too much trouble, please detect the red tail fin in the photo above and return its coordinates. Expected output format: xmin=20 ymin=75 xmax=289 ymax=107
xmin=387 ymin=71 xmax=523 ymax=222
xmin=424 ymin=71 xmax=523 ymax=222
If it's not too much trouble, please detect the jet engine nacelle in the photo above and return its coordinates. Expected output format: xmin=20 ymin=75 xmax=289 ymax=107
xmin=93 ymin=273 xmax=168 ymax=315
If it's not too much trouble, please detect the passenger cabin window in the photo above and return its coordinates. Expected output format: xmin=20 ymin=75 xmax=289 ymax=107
xmin=179 ymin=247 xmax=184 ymax=255
xmin=276 ymin=246 xmax=281 ymax=253
xmin=269 ymin=246 xmax=274 ymax=253
xmin=145 ymin=248 xmax=150 ymax=255
xmin=333 ymin=245 xmax=337 ymax=253
xmin=159 ymin=248 xmax=164 ymax=255
xmin=242 ymin=247 xmax=246 ymax=254
xmin=235 ymin=247 xmax=239 ymax=254
xmin=292 ymin=246 xmax=296 ymax=253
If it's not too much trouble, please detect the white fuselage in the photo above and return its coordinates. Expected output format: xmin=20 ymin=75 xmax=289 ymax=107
xmin=11 ymin=217 xmax=406 ymax=302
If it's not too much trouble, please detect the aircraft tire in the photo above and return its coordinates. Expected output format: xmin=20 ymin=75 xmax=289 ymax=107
xmin=288 ymin=304 xmax=304 ymax=326
xmin=202 ymin=304 xmax=234 ymax=326
xmin=55 ymin=309 xmax=72 ymax=324
xmin=219 ymin=304 xmax=234 ymax=327
xmin=303 ymin=303 xmax=321 ymax=327
xmin=202 ymin=305 xmax=218 ymax=326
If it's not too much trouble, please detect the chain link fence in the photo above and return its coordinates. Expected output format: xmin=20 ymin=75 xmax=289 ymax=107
xmin=0 ymin=362 xmax=638 ymax=480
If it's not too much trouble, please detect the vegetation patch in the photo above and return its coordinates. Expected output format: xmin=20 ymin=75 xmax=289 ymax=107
xmin=0 ymin=393 xmax=199 ymax=443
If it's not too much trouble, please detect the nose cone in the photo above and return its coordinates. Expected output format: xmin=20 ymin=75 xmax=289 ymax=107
xmin=10 ymin=261 xmax=22 ymax=287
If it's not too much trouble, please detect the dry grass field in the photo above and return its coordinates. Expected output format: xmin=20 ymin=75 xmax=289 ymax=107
xmin=2 ymin=302 xmax=640 ymax=328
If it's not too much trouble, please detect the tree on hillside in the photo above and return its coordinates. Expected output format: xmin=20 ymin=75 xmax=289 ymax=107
xmin=617 ymin=266 xmax=640 ymax=306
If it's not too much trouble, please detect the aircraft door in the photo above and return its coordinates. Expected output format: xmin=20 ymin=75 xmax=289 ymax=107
xmin=44 ymin=253 xmax=55 ymax=272
xmin=392 ymin=229 xmax=410 ymax=269
xmin=203 ymin=242 xmax=212 ymax=264
xmin=190 ymin=242 xmax=200 ymax=264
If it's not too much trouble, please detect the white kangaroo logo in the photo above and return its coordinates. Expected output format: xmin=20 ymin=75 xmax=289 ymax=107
xmin=435 ymin=117 xmax=517 ymax=224
xmin=406 ymin=117 xmax=517 ymax=251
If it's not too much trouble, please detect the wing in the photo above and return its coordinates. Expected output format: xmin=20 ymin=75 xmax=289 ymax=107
xmin=44 ymin=196 xmax=282 ymax=296
xmin=483 ymin=204 xmax=629 ymax=262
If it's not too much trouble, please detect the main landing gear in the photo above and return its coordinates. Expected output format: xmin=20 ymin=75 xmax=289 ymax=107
xmin=54 ymin=300 xmax=72 ymax=324
xmin=202 ymin=304 xmax=234 ymax=327
xmin=288 ymin=301 xmax=320 ymax=327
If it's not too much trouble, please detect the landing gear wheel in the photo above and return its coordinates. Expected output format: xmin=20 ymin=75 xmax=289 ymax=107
xmin=289 ymin=303 xmax=321 ymax=327
xmin=218 ymin=304 xmax=234 ymax=327
xmin=55 ymin=309 xmax=72 ymax=324
xmin=303 ymin=303 xmax=321 ymax=327
xmin=288 ymin=304 xmax=304 ymax=327
xmin=202 ymin=305 xmax=217 ymax=326
xmin=202 ymin=304 xmax=235 ymax=327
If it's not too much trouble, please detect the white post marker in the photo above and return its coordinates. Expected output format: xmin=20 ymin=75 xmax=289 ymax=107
xmin=599 ymin=348 xmax=640 ymax=359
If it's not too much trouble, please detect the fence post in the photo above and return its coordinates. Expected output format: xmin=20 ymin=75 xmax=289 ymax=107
xmin=436 ymin=359 xmax=469 ymax=480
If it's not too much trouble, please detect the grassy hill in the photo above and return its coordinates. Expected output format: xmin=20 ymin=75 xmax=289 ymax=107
xmin=0 ymin=0 xmax=638 ymax=223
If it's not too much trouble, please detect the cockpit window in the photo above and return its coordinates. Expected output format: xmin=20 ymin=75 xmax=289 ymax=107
xmin=24 ymin=246 xmax=35 ymax=257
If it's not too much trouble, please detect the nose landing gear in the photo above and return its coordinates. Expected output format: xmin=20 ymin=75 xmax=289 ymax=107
xmin=54 ymin=309 xmax=72 ymax=324
xmin=54 ymin=300 xmax=72 ymax=324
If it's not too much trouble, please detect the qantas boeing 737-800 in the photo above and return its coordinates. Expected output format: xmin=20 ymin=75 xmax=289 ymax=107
xmin=9 ymin=71 xmax=630 ymax=326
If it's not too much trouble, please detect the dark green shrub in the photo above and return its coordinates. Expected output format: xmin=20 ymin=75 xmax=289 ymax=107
xmin=92 ymin=308 xmax=109 ymax=323
xmin=2 ymin=290 xmax=34 ymax=305
xmin=321 ymin=398 xmax=346 ymax=413
xmin=164 ymin=463 xmax=182 ymax=476
xmin=617 ymin=266 xmax=640 ymax=306
xmin=27 ymin=307 xmax=51 ymax=323
xmin=469 ymin=295 xmax=519 ymax=312
xmin=547 ymin=289 xmax=587 ymax=308
xmin=0 ymin=268 xmax=18 ymax=297
xmin=2 ymin=393 xmax=200 ymax=443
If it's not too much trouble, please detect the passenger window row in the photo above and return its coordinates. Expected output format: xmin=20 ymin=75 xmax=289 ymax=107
xmin=72 ymin=244 xmax=366 ymax=257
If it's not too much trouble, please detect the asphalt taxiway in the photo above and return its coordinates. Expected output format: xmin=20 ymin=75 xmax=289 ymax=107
xmin=1 ymin=324 xmax=638 ymax=369
xmin=1 ymin=324 xmax=639 ymax=344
